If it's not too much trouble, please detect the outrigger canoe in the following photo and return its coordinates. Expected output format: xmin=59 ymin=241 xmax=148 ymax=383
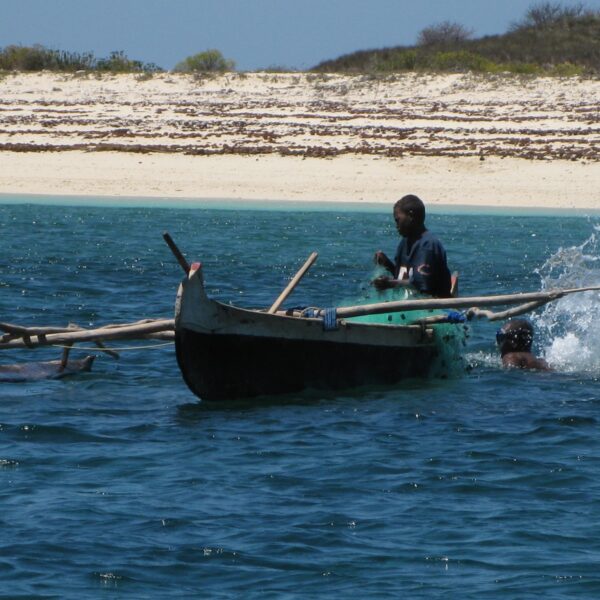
xmin=173 ymin=248 xmax=600 ymax=402
xmin=175 ymin=262 xmax=441 ymax=401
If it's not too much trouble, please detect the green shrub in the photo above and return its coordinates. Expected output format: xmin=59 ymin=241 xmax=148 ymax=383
xmin=550 ymin=61 xmax=585 ymax=75
xmin=504 ymin=61 xmax=543 ymax=74
xmin=376 ymin=50 xmax=418 ymax=71
xmin=0 ymin=44 xmax=95 ymax=71
xmin=513 ymin=1 xmax=588 ymax=30
xmin=427 ymin=51 xmax=499 ymax=72
xmin=313 ymin=4 xmax=600 ymax=75
xmin=0 ymin=45 xmax=162 ymax=73
xmin=96 ymin=51 xmax=162 ymax=73
xmin=1 ymin=45 xmax=45 ymax=70
xmin=418 ymin=22 xmax=473 ymax=47
xmin=174 ymin=49 xmax=235 ymax=73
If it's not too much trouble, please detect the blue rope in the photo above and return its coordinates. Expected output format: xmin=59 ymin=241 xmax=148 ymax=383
xmin=445 ymin=310 xmax=466 ymax=324
xmin=323 ymin=307 xmax=338 ymax=331
xmin=299 ymin=307 xmax=337 ymax=329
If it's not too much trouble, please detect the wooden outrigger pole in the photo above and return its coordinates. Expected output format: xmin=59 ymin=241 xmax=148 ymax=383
xmin=325 ymin=286 xmax=600 ymax=320
xmin=0 ymin=319 xmax=174 ymax=351
xmin=3 ymin=284 xmax=595 ymax=355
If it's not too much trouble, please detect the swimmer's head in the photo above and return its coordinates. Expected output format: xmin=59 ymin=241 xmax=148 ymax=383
xmin=496 ymin=319 xmax=534 ymax=355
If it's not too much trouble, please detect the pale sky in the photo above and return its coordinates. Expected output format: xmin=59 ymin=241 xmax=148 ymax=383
xmin=1 ymin=0 xmax=599 ymax=70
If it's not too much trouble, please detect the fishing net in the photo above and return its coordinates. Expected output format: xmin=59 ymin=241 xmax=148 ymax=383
xmin=341 ymin=270 xmax=468 ymax=377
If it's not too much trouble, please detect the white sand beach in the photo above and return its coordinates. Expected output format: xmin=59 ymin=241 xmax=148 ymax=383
xmin=0 ymin=72 xmax=598 ymax=208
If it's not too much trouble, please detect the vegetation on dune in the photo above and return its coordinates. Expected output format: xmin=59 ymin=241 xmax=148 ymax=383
xmin=0 ymin=45 xmax=93 ymax=71
xmin=173 ymin=49 xmax=235 ymax=73
xmin=0 ymin=45 xmax=162 ymax=73
xmin=314 ymin=2 xmax=600 ymax=75
xmin=0 ymin=2 xmax=596 ymax=77
xmin=514 ymin=1 xmax=591 ymax=29
xmin=95 ymin=51 xmax=162 ymax=73
xmin=417 ymin=21 xmax=474 ymax=47
xmin=0 ymin=45 xmax=235 ymax=75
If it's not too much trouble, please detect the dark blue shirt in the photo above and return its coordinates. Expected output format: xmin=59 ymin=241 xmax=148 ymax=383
xmin=394 ymin=230 xmax=452 ymax=298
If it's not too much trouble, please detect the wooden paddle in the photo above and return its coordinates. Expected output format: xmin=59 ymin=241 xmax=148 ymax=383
xmin=268 ymin=252 xmax=319 ymax=314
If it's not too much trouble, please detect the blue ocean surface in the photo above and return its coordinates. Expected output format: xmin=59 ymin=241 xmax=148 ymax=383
xmin=1 ymin=200 xmax=600 ymax=598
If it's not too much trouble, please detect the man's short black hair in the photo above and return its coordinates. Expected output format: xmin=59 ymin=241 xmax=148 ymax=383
xmin=498 ymin=319 xmax=534 ymax=352
xmin=395 ymin=194 xmax=426 ymax=225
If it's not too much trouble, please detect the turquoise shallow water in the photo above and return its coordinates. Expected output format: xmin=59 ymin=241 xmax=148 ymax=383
xmin=2 ymin=201 xmax=600 ymax=598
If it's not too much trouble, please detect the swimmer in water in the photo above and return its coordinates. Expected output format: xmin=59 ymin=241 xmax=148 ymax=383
xmin=496 ymin=319 xmax=551 ymax=371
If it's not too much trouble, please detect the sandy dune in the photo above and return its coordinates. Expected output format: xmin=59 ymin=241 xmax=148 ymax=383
xmin=0 ymin=72 xmax=598 ymax=208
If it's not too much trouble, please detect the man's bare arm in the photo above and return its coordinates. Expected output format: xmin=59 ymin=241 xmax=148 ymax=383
xmin=372 ymin=276 xmax=414 ymax=292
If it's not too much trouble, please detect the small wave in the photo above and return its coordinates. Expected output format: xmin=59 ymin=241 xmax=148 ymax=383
xmin=534 ymin=227 xmax=600 ymax=374
xmin=464 ymin=351 xmax=502 ymax=370
xmin=91 ymin=571 xmax=134 ymax=587
xmin=96 ymin=572 xmax=123 ymax=581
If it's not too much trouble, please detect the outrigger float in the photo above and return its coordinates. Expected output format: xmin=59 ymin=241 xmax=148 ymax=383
xmin=1 ymin=233 xmax=599 ymax=399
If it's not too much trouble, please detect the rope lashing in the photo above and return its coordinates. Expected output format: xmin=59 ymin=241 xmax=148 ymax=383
xmin=322 ymin=308 xmax=338 ymax=331
xmin=298 ymin=307 xmax=338 ymax=330
xmin=444 ymin=310 xmax=467 ymax=324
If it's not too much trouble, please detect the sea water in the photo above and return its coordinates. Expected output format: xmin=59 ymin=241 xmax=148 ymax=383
xmin=1 ymin=199 xmax=600 ymax=598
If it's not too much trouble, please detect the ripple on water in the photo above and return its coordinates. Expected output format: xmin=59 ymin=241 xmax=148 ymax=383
xmin=2 ymin=205 xmax=600 ymax=597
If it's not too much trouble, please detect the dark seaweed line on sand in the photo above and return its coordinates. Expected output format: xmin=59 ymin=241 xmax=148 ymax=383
xmin=0 ymin=141 xmax=597 ymax=161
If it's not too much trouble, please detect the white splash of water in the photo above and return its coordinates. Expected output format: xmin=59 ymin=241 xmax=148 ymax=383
xmin=465 ymin=350 xmax=502 ymax=370
xmin=534 ymin=226 xmax=600 ymax=373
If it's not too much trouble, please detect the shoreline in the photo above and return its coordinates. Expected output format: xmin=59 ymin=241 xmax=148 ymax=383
xmin=0 ymin=151 xmax=598 ymax=211
xmin=3 ymin=193 xmax=600 ymax=217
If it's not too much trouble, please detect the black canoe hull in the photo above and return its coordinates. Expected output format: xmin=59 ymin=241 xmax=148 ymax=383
xmin=175 ymin=327 xmax=438 ymax=401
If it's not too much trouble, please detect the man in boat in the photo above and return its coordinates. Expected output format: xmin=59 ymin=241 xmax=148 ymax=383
xmin=496 ymin=319 xmax=551 ymax=371
xmin=373 ymin=195 xmax=452 ymax=298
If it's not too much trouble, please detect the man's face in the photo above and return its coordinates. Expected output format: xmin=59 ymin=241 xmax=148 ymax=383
xmin=393 ymin=206 xmax=412 ymax=237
